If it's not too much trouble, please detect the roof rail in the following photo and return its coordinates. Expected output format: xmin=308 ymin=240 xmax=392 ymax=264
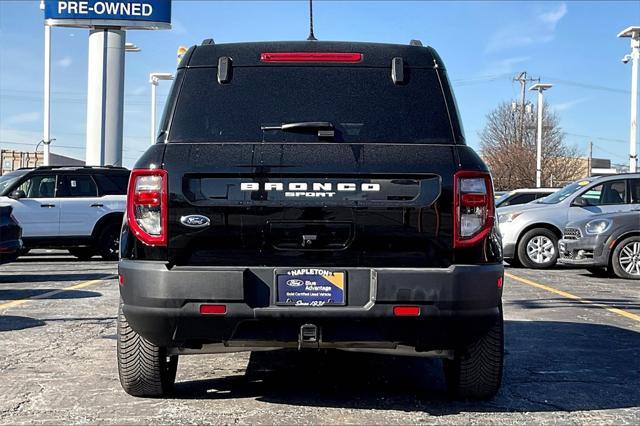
xmin=409 ymin=39 xmax=423 ymax=47
xmin=201 ymin=38 xmax=215 ymax=45
xmin=28 ymin=165 xmax=128 ymax=171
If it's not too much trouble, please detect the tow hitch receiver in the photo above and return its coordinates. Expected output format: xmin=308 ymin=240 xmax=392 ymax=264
xmin=298 ymin=324 xmax=320 ymax=349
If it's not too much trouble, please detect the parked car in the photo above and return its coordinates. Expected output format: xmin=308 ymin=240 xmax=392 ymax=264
xmin=498 ymin=174 xmax=640 ymax=269
xmin=558 ymin=210 xmax=640 ymax=279
xmin=495 ymin=188 xmax=557 ymax=208
xmin=0 ymin=166 xmax=129 ymax=260
xmin=117 ymin=40 xmax=504 ymax=399
xmin=0 ymin=205 xmax=22 ymax=264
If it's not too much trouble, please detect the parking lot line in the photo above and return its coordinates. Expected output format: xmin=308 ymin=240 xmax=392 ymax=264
xmin=0 ymin=275 xmax=116 ymax=312
xmin=505 ymin=272 xmax=640 ymax=323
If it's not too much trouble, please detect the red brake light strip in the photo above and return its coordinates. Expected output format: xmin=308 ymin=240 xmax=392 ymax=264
xmin=260 ymin=52 xmax=363 ymax=63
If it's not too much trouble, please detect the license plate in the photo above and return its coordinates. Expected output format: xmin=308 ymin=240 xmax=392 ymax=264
xmin=276 ymin=269 xmax=346 ymax=306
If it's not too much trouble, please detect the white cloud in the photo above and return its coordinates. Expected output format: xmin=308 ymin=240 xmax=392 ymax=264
xmin=481 ymin=56 xmax=531 ymax=77
xmin=55 ymin=56 xmax=72 ymax=68
xmin=540 ymin=2 xmax=568 ymax=25
xmin=553 ymin=97 xmax=589 ymax=112
xmin=4 ymin=111 xmax=40 ymax=125
xmin=485 ymin=2 xmax=567 ymax=53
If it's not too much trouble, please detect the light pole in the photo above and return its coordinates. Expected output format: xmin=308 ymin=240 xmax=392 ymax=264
xmin=125 ymin=42 xmax=141 ymax=53
xmin=40 ymin=1 xmax=51 ymax=166
xmin=149 ymin=73 xmax=174 ymax=145
xmin=529 ymin=83 xmax=553 ymax=188
xmin=618 ymin=26 xmax=640 ymax=173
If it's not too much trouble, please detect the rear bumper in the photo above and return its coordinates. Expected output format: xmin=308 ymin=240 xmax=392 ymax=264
xmin=119 ymin=260 xmax=503 ymax=350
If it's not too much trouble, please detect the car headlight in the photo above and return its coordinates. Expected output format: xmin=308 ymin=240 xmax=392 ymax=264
xmin=498 ymin=212 xmax=522 ymax=224
xmin=585 ymin=219 xmax=612 ymax=235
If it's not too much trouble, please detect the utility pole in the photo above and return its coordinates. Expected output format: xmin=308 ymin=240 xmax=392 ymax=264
xmin=588 ymin=141 xmax=593 ymax=177
xmin=513 ymin=72 xmax=540 ymax=145
xmin=530 ymin=83 xmax=553 ymax=188
xmin=618 ymin=27 xmax=640 ymax=173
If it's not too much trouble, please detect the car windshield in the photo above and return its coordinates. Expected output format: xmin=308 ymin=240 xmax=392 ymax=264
xmin=0 ymin=170 xmax=28 ymax=196
xmin=537 ymin=180 xmax=591 ymax=204
xmin=495 ymin=191 xmax=514 ymax=207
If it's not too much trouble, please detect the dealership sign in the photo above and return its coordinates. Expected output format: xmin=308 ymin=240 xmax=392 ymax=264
xmin=43 ymin=0 xmax=171 ymax=29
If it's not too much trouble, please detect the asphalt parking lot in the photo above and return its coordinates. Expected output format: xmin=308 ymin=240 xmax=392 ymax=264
xmin=0 ymin=251 xmax=638 ymax=424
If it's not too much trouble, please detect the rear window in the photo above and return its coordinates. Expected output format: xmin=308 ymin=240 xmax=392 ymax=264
xmin=94 ymin=173 xmax=129 ymax=195
xmin=167 ymin=67 xmax=458 ymax=144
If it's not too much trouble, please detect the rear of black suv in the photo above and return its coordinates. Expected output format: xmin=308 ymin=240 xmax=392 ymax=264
xmin=117 ymin=41 xmax=504 ymax=399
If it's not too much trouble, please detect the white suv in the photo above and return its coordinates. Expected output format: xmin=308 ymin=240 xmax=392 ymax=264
xmin=0 ymin=166 xmax=129 ymax=260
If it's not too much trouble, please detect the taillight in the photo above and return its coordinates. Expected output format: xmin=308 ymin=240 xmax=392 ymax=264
xmin=453 ymin=170 xmax=494 ymax=248
xmin=260 ymin=52 xmax=363 ymax=63
xmin=127 ymin=169 xmax=168 ymax=246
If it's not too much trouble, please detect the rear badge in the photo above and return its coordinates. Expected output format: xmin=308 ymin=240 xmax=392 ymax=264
xmin=180 ymin=215 xmax=210 ymax=228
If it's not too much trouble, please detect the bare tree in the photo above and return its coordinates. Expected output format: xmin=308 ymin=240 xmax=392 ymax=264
xmin=479 ymin=101 xmax=585 ymax=190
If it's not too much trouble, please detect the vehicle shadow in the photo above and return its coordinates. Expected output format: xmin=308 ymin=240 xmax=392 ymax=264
xmin=0 ymin=315 xmax=46 ymax=332
xmin=12 ymin=257 xmax=111 ymax=264
xmin=173 ymin=320 xmax=640 ymax=414
xmin=0 ymin=314 xmax=115 ymax=332
xmin=507 ymin=298 xmax=640 ymax=310
xmin=0 ymin=273 xmax=112 ymax=283
xmin=0 ymin=289 xmax=101 ymax=300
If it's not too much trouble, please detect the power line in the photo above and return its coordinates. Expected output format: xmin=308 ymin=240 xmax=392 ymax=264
xmin=0 ymin=140 xmax=146 ymax=154
xmin=564 ymin=132 xmax=628 ymax=144
xmin=0 ymin=94 xmax=164 ymax=107
xmin=545 ymin=77 xmax=629 ymax=94
xmin=591 ymin=144 xmax=628 ymax=161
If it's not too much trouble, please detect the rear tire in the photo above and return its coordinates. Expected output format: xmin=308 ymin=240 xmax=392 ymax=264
xmin=68 ymin=247 xmax=95 ymax=260
xmin=517 ymin=228 xmax=558 ymax=269
xmin=117 ymin=300 xmax=178 ymax=397
xmin=99 ymin=223 xmax=120 ymax=261
xmin=443 ymin=309 xmax=504 ymax=400
xmin=611 ymin=236 xmax=640 ymax=280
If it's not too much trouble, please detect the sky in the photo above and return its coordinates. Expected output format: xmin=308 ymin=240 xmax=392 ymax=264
xmin=0 ymin=0 xmax=639 ymax=168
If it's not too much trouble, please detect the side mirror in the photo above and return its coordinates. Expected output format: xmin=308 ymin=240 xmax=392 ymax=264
xmin=9 ymin=189 xmax=26 ymax=200
xmin=572 ymin=196 xmax=589 ymax=207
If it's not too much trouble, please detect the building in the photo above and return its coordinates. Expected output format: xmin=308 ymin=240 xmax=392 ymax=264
xmin=0 ymin=149 xmax=85 ymax=175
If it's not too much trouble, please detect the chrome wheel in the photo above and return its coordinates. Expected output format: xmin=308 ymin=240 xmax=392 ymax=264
xmin=526 ymin=235 xmax=556 ymax=264
xmin=618 ymin=241 xmax=640 ymax=276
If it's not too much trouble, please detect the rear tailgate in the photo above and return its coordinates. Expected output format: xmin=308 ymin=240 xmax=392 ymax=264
xmin=164 ymin=143 xmax=456 ymax=268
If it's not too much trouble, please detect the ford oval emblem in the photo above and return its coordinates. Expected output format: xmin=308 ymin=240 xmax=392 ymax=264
xmin=286 ymin=279 xmax=304 ymax=287
xmin=180 ymin=215 xmax=210 ymax=228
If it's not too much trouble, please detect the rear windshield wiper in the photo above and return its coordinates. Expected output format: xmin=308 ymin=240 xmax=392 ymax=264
xmin=261 ymin=121 xmax=335 ymax=139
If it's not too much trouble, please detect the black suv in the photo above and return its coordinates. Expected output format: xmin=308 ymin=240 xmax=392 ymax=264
xmin=118 ymin=41 xmax=504 ymax=399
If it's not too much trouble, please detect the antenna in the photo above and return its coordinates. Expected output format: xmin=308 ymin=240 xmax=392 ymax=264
xmin=307 ymin=0 xmax=317 ymax=41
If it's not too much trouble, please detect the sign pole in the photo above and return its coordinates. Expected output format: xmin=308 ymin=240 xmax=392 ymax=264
xmin=43 ymin=0 xmax=171 ymax=166
xmin=43 ymin=23 xmax=51 ymax=166
xmin=85 ymin=28 xmax=126 ymax=166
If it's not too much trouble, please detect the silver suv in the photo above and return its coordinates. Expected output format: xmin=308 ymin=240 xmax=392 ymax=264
xmin=497 ymin=174 xmax=640 ymax=268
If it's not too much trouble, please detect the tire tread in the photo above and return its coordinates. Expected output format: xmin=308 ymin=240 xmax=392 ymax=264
xmin=117 ymin=301 xmax=177 ymax=397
